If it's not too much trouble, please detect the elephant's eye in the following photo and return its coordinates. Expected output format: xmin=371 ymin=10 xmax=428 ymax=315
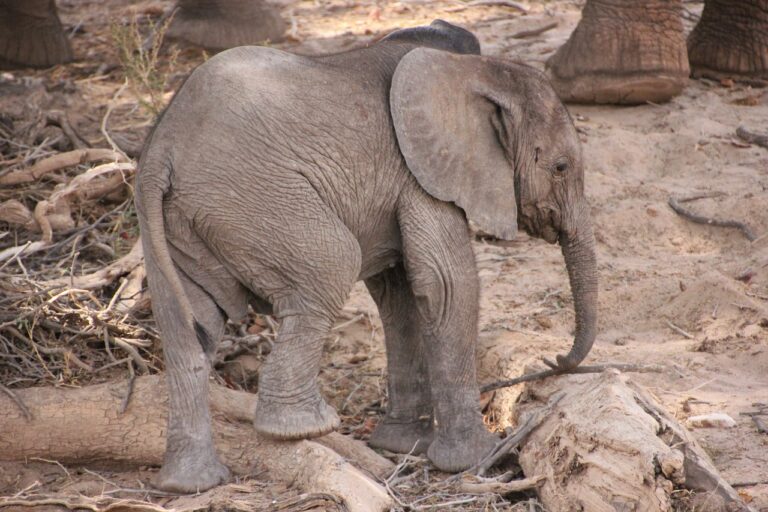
xmin=534 ymin=147 xmax=540 ymax=163
xmin=554 ymin=159 xmax=569 ymax=174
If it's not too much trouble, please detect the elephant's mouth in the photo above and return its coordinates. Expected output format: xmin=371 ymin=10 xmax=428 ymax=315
xmin=519 ymin=205 xmax=560 ymax=244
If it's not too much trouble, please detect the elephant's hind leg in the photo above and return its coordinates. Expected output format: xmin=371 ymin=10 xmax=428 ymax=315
xmin=202 ymin=194 xmax=362 ymax=440
xmin=365 ymin=264 xmax=434 ymax=454
xmin=145 ymin=253 xmax=230 ymax=493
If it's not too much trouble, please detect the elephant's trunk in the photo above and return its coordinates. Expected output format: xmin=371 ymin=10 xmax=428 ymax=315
xmin=556 ymin=207 xmax=598 ymax=369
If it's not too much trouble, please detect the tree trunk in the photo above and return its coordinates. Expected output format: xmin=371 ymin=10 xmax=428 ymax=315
xmin=0 ymin=375 xmax=393 ymax=512
xmin=514 ymin=369 xmax=750 ymax=512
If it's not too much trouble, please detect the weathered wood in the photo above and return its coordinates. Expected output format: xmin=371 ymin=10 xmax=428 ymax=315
xmin=0 ymin=375 xmax=393 ymax=512
xmin=514 ymin=370 xmax=751 ymax=512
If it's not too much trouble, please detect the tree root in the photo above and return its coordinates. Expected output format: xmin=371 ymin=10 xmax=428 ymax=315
xmin=0 ymin=375 xmax=393 ymax=512
xmin=736 ymin=126 xmax=768 ymax=150
xmin=668 ymin=193 xmax=757 ymax=241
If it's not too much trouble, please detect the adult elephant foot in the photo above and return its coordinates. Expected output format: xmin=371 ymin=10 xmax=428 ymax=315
xmin=153 ymin=448 xmax=230 ymax=493
xmin=546 ymin=0 xmax=689 ymax=104
xmin=253 ymin=395 xmax=341 ymax=440
xmin=0 ymin=0 xmax=72 ymax=69
xmin=168 ymin=0 xmax=286 ymax=51
xmin=426 ymin=421 xmax=497 ymax=472
xmin=687 ymin=0 xmax=768 ymax=81
xmin=368 ymin=416 xmax=434 ymax=455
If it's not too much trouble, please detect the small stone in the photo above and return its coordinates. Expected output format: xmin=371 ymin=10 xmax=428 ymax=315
xmin=686 ymin=413 xmax=737 ymax=429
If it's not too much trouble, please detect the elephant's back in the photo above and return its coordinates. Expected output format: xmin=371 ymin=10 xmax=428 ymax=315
xmin=146 ymin=44 xmax=409 ymax=252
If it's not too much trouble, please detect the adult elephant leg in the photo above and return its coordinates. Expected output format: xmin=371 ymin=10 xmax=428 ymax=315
xmin=144 ymin=253 xmax=230 ymax=493
xmin=546 ymin=0 xmax=689 ymax=104
xmin=397 ymin=186 xmax=496 ymax=472
xmin=0 ymin=0 xmax=72 ymax=69
xmin=168 ymin=0 xmax=285 ymax=51
xmin=365 ymin=264 xmax=434 ymax=455
xmin=688 ymin=0 xmax=768 ymax=80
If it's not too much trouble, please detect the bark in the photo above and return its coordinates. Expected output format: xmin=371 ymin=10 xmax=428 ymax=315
xmin=0 ymin=375 xmax=393 ymax=512
xmin=514 ymin=370 xmax=751 ymax=512
xmin=546 ymin=0 xmax=689 ymax=103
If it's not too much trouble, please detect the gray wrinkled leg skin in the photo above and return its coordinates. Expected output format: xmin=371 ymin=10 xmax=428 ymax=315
xmin=253 ymin=310 xmax=341 ymax=439
xmin=398 ymin=187 xmax=497 ymax=472
xmin=145 ymin=255 xmax=230 ymax=493
xmin=687 ymin=0 xmax=768 ymax=81
xmin=0 ymin=0 xmax=73 ymax=69
xmin=169 ymin=0 xmax=286 ymax=50
xmin=365 ymin=264 xmax=434 ymax=455
xmin=545 ymin=0 xmax=689 ymax=104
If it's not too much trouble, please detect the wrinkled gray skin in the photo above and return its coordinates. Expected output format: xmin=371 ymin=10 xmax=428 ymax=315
xmin=135 ymin=20 xmax=598 ymax=493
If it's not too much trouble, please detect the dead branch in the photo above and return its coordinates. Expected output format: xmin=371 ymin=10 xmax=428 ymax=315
xmin=668 ymin=194 xmax=757 ymax=241
xmin=0 ymin=149 xmax=127 ymax=186
xmin=43 ymin=240 xmax=143 ymax=290
xmin=0 ymin=384 xmax=31 ymax=420
xmin=666 ymin=320 xmax=694 ymax=339
xmin=480 ymin=362 xmax=664 ymax=393
xmin=0 ymin=375 xmax=393 ymax=512
xmin=515 ymin=371 xmax=751 ymax=511
xmin=456 ymin=475 xmax=546 ymax=495
xmin=630 ymin=383 xmax=750 ymax=509
xmin=510 ymin=22 xmax=558 ymax=38
xmin=736 ymin=126 xmax=768 ymax=150
xmin=0 ymin=496 xmax=167 ymax=512
xmin=466 ymin=0 xmax=527 ymax=10
xmin=43 ymin=111 xmax=91 ymax=150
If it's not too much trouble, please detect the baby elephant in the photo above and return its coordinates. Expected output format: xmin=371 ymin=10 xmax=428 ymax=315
xmin=135 ymin=20 xmax=598 ymax=492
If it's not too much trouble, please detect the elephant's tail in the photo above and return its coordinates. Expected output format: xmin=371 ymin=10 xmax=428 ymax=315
xmin=134 ymin=158 xmax=212 ymax=353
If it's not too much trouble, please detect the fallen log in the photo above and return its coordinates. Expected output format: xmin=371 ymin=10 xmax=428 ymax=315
xmin=515 ymin=369 xmax=751 ymax=512
xmin=0 ymin=375 xmax=393 ymax=512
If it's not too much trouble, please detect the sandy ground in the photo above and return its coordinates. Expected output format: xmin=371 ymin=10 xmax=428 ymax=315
xmin=1 ymin=0 xmax=767 ymax=510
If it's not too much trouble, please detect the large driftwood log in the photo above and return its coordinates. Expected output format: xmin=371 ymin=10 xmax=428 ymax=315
xmin=0 ymin=375 xmax=393 ymax=512
xmin=515 ymin=369 xmax=750 ymax=512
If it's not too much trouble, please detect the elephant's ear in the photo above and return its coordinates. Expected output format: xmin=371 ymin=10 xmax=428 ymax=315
xmin=390 ymin=48 xmax=518 ymax=240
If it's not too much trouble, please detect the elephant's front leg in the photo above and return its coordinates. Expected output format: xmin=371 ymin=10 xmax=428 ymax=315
xmin=398 ymin=187 xmax=497 ymax=472
xmin=365 ymin=263 xmax=434 ymax=454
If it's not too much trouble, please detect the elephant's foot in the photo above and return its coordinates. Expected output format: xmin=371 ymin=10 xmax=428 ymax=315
xmin=253 ymin=396 xmax=340 ymax=440
xmin=153 ymin=448 xmax=230 ymax=493
xmin=427 ymin=424 xmax=497 ymax=472
xmin=546 ymin=0 xmax=689 ymax=104
xmin=0 ymin=1 xmax=73 ymax=69
xmin=687 ymin=0 xmax=768 ymax=81
xmin=167 ymin=0 xmax=286 ymax=51
xmin=368 ymin=416 xmax=434 ymax=454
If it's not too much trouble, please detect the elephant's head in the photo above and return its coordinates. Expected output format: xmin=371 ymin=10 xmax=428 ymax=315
xmin=390 ymin=48 xmax=597 ymax=370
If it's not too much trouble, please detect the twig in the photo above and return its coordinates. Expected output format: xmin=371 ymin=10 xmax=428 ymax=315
xmin=44 ymin=111 xmax=90 ymax=149
xmin=457 ymin=474 xmax=546 ymax=495
xmin=666 ymin=320 xmax=694 ymax=339
xmin=731 ymin=480 xmax=768 ymax=488
xmin=668 ymin=194 xmax=757 ymax=241
xmin=466 ymin=0 xmax=527 ymax=11
xmin=0 ymin=384 xmax=32 ymax=420
xmin=510 ymin=22 xmax=557 ymax=39
xmin=736 ymin=126 xmax=768 ymax=150
xmin=120 ymin=360 xmax=136 ymax=414
xmin=101 ymin=80 xmax=131 ymax=159
xmin=452 ymin=392 xmax=564 ymax=479
xmin=0 ymin=148 xmax=126 ymax=186
xmin=28 ymin=457 xmax=71 ymax=479
xmin=481 ymin=362 xmax=665 ymax=393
